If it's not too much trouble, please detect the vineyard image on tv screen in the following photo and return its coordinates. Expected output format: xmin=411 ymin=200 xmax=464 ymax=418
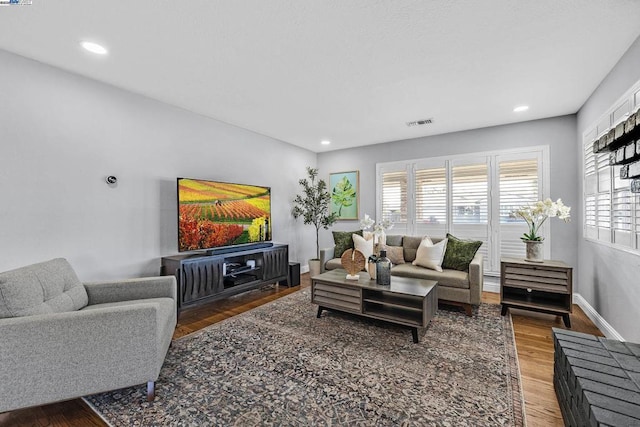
xmin=177 ymin=178 xmax=271 ymax=252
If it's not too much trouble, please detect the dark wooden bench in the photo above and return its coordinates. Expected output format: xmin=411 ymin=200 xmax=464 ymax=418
xmin=553 ymin=328 xmax=640 ymax=426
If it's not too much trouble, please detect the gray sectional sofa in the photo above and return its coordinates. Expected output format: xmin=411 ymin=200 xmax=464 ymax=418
xmin=320 ymin=235 xmax=483 ymax=315
xmin=0 ymin=258 xmax=177 ymax=413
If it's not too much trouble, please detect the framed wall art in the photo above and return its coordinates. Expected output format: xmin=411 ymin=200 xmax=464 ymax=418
xmin=329 ymin=170 xmax=359 ymax=220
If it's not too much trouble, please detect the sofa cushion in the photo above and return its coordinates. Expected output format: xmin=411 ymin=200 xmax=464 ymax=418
xmin=402 ymin=235 xmax=423 ymax=263
xmin=413 ymin=237 xmax=447 ymax=272
xmin=441 ymin=233 xmax=483 ymax=271
xmin=0 ymin=258 xmax=88 ymax=318
xmin=332 ymin=230 xmax=363 ymax=258
xmin=391 ymin=264 xmax=470 ymax=289
xmin=385 ymin=235 xmax=403 ymax=247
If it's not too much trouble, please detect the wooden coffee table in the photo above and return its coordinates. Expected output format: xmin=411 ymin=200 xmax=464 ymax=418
xmin=311 ymin=269 xmax=438 ymax=343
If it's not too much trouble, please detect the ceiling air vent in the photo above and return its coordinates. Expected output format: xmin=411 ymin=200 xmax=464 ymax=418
xmin=406 ymin=118 xmax=433 ymax=127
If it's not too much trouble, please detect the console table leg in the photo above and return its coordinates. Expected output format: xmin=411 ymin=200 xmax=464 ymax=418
xmin=317 ymin=306 xmax=324 ymax=318
xmin=412 ymin=328 xmax=419 ymax=343
xmin=562 ymin=314 xmax=571 ymax=328
xmin=501 ymin=305 xmax=508 ymax=316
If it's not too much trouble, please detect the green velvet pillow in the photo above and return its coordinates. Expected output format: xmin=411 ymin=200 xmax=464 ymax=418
xmin=441 ymin=233 xmax=482 ymax=271
xmin=332 ymin=230 xmax=363 ymax=258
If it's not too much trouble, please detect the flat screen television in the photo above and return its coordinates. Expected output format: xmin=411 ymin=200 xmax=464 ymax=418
xmin=177 ymin=178 xmax=271 ymax=252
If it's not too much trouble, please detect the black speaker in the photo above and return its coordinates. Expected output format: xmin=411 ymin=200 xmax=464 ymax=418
xmin=288 ymin=262 xmax=300 ymax=287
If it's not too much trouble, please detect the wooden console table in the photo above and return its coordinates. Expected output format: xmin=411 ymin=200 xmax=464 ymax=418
xmin=311 ymin=269 xmax=437 ymax=343
xmin=500 ymin=257 xmax=573 ymax=327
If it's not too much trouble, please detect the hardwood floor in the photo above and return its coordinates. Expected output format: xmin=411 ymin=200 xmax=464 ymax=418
xmin=483 ymin=292 xmax=602 ymax=427
xmin=0 ymin=274 xmax=602 ymax=427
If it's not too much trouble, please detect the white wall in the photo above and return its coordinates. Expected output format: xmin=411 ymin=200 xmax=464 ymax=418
xmin=576 ymin=36 xmax=640 ymax=342
xmin=0 ymin=49 xmax=317 ymax=280
xmin=317 ymin=116 xmax=579 ymax=269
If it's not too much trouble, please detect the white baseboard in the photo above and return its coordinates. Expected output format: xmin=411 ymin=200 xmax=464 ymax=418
xmin=483 ymin=283 xmax=500 ymax=293
xmin=573 ymin=293 xmax=624 ymax=341
xmin=300 ymin=264 xmax=309 ymax=274
xmin=482 ymin=275 xmax=500 ymax=293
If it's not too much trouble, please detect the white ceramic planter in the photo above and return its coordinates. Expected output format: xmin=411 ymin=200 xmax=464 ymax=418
xmin=524 ymin=240 xmax=544 ymax=262
xmin=308 ymin=259 xmax=321 ymax=277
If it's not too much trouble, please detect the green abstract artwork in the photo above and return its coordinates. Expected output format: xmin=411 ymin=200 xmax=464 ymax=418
xmin=330 ymin=171 xmax=359 ymax=220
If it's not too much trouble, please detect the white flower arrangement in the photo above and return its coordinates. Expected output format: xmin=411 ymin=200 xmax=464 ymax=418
xmin=512 ymin=198 xmax=571 ymax=241
xmin=359 ymin=213 xmax=394 ymax=236
xmin=359 ymin=213 xmax=375 ymax=231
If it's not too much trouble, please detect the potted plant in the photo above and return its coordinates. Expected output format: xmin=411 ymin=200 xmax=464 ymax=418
xmin=512 ymin=198 xmax=571 ymax=262
xmin=292 ymin=167 xmax=339 ymax=276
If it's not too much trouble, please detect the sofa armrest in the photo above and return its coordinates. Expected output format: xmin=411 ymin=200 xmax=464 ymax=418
xmin=0 ymin=303 xmax=162 ymax=413
xmin=468 ymin=252 xmax=484 ymax=305
xmin=84 ymin=276 xmax=177 ymax=305
xmin=319 ymin=247 xmax=335 ymax=273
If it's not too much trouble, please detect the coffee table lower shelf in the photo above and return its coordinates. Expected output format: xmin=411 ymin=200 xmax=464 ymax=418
xmin=311 ymin=269 xmax=438 ymax=343
xmin=316 ymin=305 xmax=426 ymax=343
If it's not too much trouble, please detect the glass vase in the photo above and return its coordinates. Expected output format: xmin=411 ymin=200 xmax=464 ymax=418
xmin=376 ymin=250 xmax=391 ymax=286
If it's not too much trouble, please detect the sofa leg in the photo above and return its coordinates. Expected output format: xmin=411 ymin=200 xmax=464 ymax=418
xmin=439 ymin=300 xmax=474 ymax=316
xmin=147 ymin=381 xmax=155 ymax=402
xmin=463 ymin=304 xmax=473 ymax=317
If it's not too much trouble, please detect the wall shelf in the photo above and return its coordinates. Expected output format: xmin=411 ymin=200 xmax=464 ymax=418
xmin=593 ymin=111 xmax=639 ymax=155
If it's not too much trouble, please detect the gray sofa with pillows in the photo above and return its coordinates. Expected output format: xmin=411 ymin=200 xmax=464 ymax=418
xmin=0 ymin=258 xmax=177 ymax=413
xmin=320 ymin=233 xmax=483 ymax=316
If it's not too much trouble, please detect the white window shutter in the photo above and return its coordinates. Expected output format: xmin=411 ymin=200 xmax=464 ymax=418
xmin=450 ymin=161 xmax=490 ymax=272
xmin=380 ymin=169 xmax=408 ymax=229
xmin=414 ymin=166 xmax=447 ymax=237
xmin=451 ymin=163 xmax=488 ymax=225
xmin=498 ymin=158 xmax=539 ymax=260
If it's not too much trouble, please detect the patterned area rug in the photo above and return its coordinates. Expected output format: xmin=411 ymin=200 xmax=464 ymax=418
xmin=85 ymin=289 xmax=525 ymax=426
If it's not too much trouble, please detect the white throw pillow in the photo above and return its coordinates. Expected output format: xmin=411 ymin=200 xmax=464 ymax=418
xmin=412 ymin=237 xmax=448 ymax=272
xmin=353 ymin=233 xmax=374 ymax=272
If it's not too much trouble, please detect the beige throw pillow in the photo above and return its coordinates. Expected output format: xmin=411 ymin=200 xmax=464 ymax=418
xmin=353 ymin=234 xmax=374 ymax=272
xmin=412 ymin=237 xmax=448 ymax=272
xmin=383 ymin=245 xmax=405 ymax=265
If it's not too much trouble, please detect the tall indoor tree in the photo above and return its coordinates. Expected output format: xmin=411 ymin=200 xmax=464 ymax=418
xmin=292 ymin=167 xmax=338 ymax=275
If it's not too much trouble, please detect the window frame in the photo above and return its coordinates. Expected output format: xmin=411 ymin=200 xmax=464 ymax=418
xmin=376 ymin=145 xmax=550 ymax=275
xmin=582 ymin=78 xmax=640 ymax=254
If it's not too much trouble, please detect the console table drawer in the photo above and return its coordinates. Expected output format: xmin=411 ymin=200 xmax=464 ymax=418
xmin=503 ymin=264 xmax=570 ymax=292
xmin=312 ymin=282 xmax=361 ymax=313
xmin=504 ymin=265 xmax=569 ymax=281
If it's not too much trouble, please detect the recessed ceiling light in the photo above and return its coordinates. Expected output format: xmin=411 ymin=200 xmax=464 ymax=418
xmin=321 ymin=140 xmax=331 ymax=145
xmin=513 ymin=105 xmax=529 ymax=113
xmin=81 ymin=41 xmax=108 ymax=55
